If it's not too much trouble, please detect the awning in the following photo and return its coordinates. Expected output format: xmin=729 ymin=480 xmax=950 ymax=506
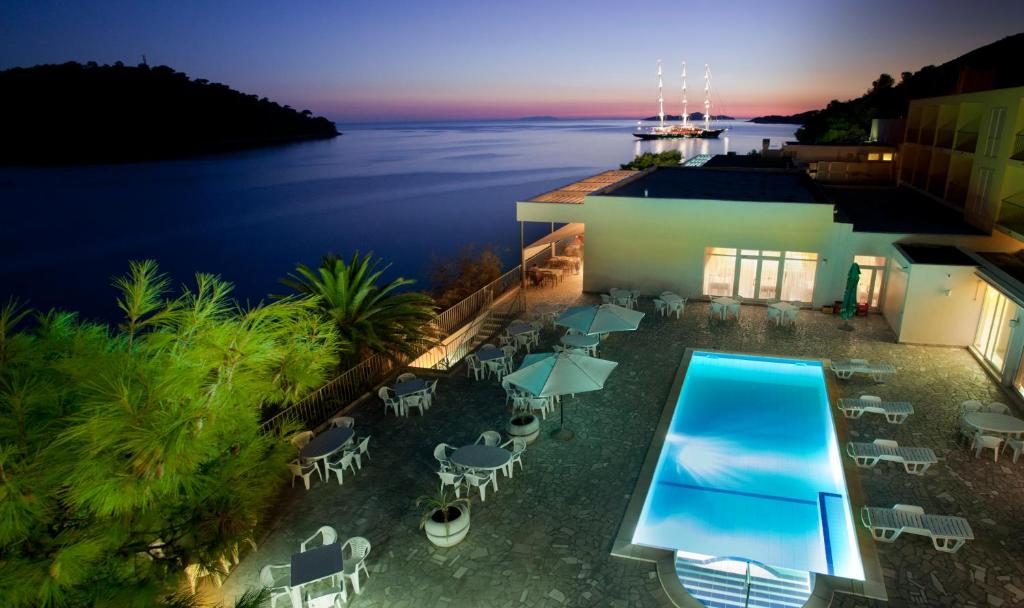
xmin=524 ymin=222 xmax=584 ymax=250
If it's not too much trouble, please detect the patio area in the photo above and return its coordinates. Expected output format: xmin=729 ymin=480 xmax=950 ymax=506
xmin=219 ymin=295 xmax=1024 ymax=608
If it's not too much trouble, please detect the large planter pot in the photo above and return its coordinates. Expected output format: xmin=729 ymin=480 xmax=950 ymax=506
xmin=508 ymin=414 xmax=540 ymax=444
xmin=424 ymin=506 xmax=471 ymax=547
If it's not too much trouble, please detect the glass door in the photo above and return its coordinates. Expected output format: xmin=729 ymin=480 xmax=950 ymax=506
xmin=974 ymin=284 xmax=1018 ymax=372
xmin=854 ymin=255 xmax=886 ymax=309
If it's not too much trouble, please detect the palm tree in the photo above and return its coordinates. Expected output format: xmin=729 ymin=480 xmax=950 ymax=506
xmin=282 ymin=252 xmax=436 ymax=363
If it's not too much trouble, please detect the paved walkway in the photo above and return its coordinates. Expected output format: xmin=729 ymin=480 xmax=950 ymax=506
xmin=218 ymin=297 xmax=1024 ymax=608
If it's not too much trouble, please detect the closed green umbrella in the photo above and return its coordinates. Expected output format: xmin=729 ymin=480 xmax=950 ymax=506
xmin=839 ymin=262 xmax=861 ymax=331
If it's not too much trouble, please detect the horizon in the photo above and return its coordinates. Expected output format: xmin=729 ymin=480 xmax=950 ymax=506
xmin=2 ymin=1 xmax=1023 ymax=121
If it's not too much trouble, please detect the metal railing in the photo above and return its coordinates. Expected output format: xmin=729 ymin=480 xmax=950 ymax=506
xmin=1012 ymin=132 xmax=1024 ymax=161
xmin=258 ymin=242 xmax=563 ymax=434
xmin=954 ymin=129 xmax=978 ymax=153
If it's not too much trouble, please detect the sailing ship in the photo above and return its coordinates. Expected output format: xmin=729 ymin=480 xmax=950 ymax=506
xmin=633 ymin=61 xmax=725 ymax=140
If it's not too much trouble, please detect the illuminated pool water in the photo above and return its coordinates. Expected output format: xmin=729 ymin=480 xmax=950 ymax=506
xmin=633 ymin=352 xmax=864 ymax=581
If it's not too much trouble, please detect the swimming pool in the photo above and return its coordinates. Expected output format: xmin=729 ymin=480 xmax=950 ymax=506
xmin=632 ymin=351 xmax=864 ymax=581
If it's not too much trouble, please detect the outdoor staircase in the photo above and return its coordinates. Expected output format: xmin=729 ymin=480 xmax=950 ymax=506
xmin=675 ymin=552 xmax=813 ymax=608
xmin=466 ymin=309 xmax=513 ymax=351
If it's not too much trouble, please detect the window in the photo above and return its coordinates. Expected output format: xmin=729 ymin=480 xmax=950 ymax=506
xmin=973 ymin=283 xmax=1017 ymax=372
xmin=982 ymin=107 xmax=1006 ymax=157
xmin=854 ymin=255 xmax=886 ymax=309
xmin=882 ymin=153 xmax=893 ymax=162
xmin=702 ymin=248 xmax=818 ymax=302
xmin=968 ymin=167 xmax=994 ymax=219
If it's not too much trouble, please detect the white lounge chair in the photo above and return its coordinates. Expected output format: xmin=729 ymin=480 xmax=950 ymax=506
xmin=829 ymin=359 xmax=896 ymax=382
xmin=846 ymin=439 xmax=937 ymax=475
xmin=837 ymin=396 xmax=914 ymax=424
xmin=861 ymin=504 xmax=973 ymax=553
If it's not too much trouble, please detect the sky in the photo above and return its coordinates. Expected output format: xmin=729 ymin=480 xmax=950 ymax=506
xmin=2 ymin=0 xmax=1023 ymax=121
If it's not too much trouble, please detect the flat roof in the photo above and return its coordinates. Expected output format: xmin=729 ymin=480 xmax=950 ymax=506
xmin=597 ymin=166 xmax=825 ymax=203
xmin=527 ymin=170 xmax=638 ymax=204
xmin=701 ymin=154 xmax=793 ymax=169
xmin=894 ymin=243 xmax=977 ymax=266
xmin=965 ymin=250 xmax=1024 ymax=308
xmin=824 ymin=186 xmax=986 ymax=235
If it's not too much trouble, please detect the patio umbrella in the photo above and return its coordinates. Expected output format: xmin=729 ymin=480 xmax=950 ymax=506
xmin=839 ymin=262 xmax=861 ymax=331
xmin=554 ymin=304 xmax=645 ymax=336
xmin=504 ymin=351 xmax=619 ymax=441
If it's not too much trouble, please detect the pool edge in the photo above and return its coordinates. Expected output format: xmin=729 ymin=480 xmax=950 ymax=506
xmin=609 ymin=348 xmax=888 ymax=607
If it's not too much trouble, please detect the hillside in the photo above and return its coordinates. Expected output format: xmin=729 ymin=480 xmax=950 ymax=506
xmin=0 ymin=61 xmax=340 ymax=164
xmin=641 ymin=112 xmax=735 ymax=121
xmin=748 ymin=110 xmax=819 ymax=125
xmin=794 ymin=33 xmax=1024 ymax=143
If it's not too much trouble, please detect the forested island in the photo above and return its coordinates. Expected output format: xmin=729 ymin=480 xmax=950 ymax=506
xmin=0 ymin=61 xmax=340 ymax=164
xmin=791 ymin=33 xmax=1024 ymax=143
xmin=747 ymin=110 xmax=819 ymax=125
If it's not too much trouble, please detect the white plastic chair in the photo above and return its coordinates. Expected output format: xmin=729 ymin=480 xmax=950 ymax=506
xmin=960 ymin=400 xmax=984 ymax=415
xmin=783 ymin=307 xmax=798 ymax=326
xmin=465 ymin=354 xmax=484 ymax=381
xmin=484 ymin=358 xmax=507 ymax=381
xmin=1005 ymin=438 xmax=1024 ymax=463
xmin=259 ymin=563 xmax=292 ymax=608
xmin=600 ymin=294 xmax=612 ymax=304
xmin=515 ymin=332 xmax=533 ymax=353
xmin=709 ymin=302 xmax=725 ymax=320
xmin=326 ymin=451 xmax=357 ymax=484
xmin=378 ymin=386 xmax=401 ymax=416
xmin=397 ymin=372 xmax=416 ymax=382
xmin=305 ymin=587 xmax=348 ymax=608
xmin=301 ymin=525 xmax=338 ymax=552
xmin=347 ymin=436 xmax=371 ymax=469
xmin=476 ymin=430 xmax=502 ymax=447
xmin=288 ymin=459 xmax=321 ymax=490
xmin=290 ymin=431 xmax=314 ymax=451
xmin=403 ymin=394 xmax=427 ymax=416
xmin=501 ymin=437 xmax=527 ymax=478
xmin=986 ymin=402 xmax=1011 ymax=414
xmin=341 ymin=537 xmax=371 ymax=595
xmin=434 ymin=442 xmax=455 ymax=468
xmin=463 ymin=469 xmax=496 ymax=501
xmin=668 ymin=298 xmax=686 ymax=319
xmin=438 ymin=470 xmax=464 ymax=497
xmin=329 ymin=416 xmax=355 ymax=429
xmin=973 ymin=433 xmax=1003 ymax=461
xmin=653 ymin=298 xmax=667 ymax=317
xmin=767 ymin=307 xmax=782 ymax=326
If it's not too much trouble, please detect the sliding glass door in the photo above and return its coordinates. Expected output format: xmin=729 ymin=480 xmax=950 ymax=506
xmin=854 ymin=255 xmax=886 ymax=309
xmin=974 ymin=284 xmax=1017 ymax=372
xmin=702 ymin=247 xmax=818 ymax=303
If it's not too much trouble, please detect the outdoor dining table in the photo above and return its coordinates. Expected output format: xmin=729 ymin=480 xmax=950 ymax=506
xmin=450 ymin=444 xmax=513 ymax=487
xmin=712 ymin=297 xmax=739 ymax=306
xmin=507 ymin=322 xmax=534 ymax=336
xmin=300 ymin=427 xmax=355 ymax=476
xmin=290 ymin=543 xmax=344 ymax=608
xmin=560 ymin=333 xmax=599 ymax=355
xmin=661 ymin=293 xmax=683 ymax=302
xmin=533 ymin=303 xmax=562 ymax=327
xmin=477 ymin=347 xmax=505 ymax=362
xmin=393 ymin=378 xmax=428 ymax=397
xmin=963 ymin=412 xmax=1024 ymax=438
xmin=769 ymin=301 xmax=798 ymax=312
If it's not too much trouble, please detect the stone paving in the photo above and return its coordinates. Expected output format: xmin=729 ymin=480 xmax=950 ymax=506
xmin=219 ymin=288 xmax=1024 ymax=608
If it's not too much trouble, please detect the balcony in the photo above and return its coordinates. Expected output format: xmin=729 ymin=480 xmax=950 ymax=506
xmin=997 ymin=190 xmax=1024 ymax=236
xmin=935 ymin=128 xmax=955 ymax=149
xmin=946 ymin=182 xmax=968 ymax=207
xmin=906 ymin=127 xmax=920 ymax=143
xmin=919 ymin=127 xmax=936 ymax=145
xmin=954 ymin=129 xmax=979 ymax=153
xmin=927 ymin=173 xmax=948 ymax=199
xmin=1012 ymin=132 xmax=1024 ymax=162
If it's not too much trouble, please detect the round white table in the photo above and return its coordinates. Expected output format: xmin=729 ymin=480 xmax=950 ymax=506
xmin=964 ymin=412 xmax=1024 ymax=437
xmin=560 ymin=333 xmax=599 ymax=355
xmin=451 ymin=445 xmax=512 ymax=487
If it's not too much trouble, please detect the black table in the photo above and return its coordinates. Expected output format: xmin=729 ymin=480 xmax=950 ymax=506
xmin=290 ymin=543 xmax=344 ymax=605
xmin=394 ymin=378 xmax=428 ymax=397
xmin=300 ymin=427 xmax=355 ymax=462
xmin=477 ymin=348 xmax=504 ymax=362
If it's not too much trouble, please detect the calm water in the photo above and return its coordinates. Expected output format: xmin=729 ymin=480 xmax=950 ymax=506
xmin=0 ymin=120 xmax=796 ymax=321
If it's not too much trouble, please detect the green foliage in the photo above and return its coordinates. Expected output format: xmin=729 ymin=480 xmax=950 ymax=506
xmin=620 ymin=150 xmax=682 ymax=170
xmin=416 ymin=487 xmax=471 ymax=536
xmin=0 ymin=261 xmax=338 ymax=608
xmin=429 ymin=244 xmax=504 ymax=310
xmin=282 ymin=252 xmax=436 ymax=363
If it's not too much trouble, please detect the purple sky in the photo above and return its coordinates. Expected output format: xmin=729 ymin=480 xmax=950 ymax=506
xmin=2 ymin=0 xmax=1022 ymax=121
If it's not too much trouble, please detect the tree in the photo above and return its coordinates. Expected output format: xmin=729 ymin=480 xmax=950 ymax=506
xmin=282 ymin=252 xmax=436 ymax=363
xmin=429 ymin=244 xmax=504 ymax=310
xmin=870 ymin=73 xmax=895 ymax=92
xmin=0 ymin=261 xmax=339 ymax=608
xmin=620 ymin=150 xmax=682 ymax=170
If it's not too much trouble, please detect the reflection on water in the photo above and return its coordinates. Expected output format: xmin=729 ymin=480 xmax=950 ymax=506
xmin=0 ymin=120 xmax=795 ymax=320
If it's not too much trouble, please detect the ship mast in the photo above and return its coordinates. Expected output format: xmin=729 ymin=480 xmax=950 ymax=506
xmin=703 ymin=64 xmax=711 ymax=131
xmin=681 ymin=61 xmax=688 ymax=128
xmin=657 ymin=60 xmax=664 ymax=127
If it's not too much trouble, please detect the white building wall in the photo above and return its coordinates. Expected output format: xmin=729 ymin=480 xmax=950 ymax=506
xmin=881 ymin=255 xmax=909 ymax=336
xmin=898 ymin=265 xmax=985 ymax=346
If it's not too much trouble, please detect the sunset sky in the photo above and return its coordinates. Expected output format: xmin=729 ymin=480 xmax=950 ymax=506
xmin=2 ymin=0 xmax=1023 ymax=121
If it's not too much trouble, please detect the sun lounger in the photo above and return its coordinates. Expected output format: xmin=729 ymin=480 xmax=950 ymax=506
xmin=846 ymin=439 xmax=936 ymax=474
xmin=838 ymin=397 xmax=914 ymax=424
xmin=829 ymin=359 xmax=896 ymax=382
xmin=861 ymin=504 xmax=973 ymax=553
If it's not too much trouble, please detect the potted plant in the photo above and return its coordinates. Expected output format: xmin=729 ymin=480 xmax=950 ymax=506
xmin=417 ymin=488 xmax=471 ymax=547
xmin=508 ymin=412 xmax=540 ymax=444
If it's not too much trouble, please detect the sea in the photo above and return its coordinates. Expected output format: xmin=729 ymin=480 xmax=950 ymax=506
xmin=0 ymin=119 xmax=797 ymax=322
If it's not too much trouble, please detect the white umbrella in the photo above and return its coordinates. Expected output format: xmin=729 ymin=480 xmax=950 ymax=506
xmin=504 ymin=351 xmax=618 ymax=440
xmin=555 ymin=304 xmax=645 ymax=336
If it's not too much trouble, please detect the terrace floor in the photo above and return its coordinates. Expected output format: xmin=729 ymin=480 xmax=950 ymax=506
xmin=219 ymin=294 xmax=1024 ymax=608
